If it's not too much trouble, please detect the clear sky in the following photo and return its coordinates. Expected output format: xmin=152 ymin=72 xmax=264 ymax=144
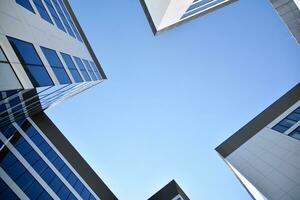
xmin=46 ymin=0 xmax=300 ymax=199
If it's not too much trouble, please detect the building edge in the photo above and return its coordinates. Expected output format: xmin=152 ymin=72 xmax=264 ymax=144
xmin=63 ymin=0 xmax=107 ymax=79
xmin=31 ymin=112 xmax=118 ymax=200
xmin=139 ymin=0 xmax=238 ymax=36
xmin=215 ymin=82 xmax=300 ymax=158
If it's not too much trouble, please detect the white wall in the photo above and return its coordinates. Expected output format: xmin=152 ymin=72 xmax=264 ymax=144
xmin=226 ymin=101 xmax=300 ymax=200
xmin=144 ymin=0 xmax=193 ymax=31
xmin=0 ymin=0 xmax=95 ymax=89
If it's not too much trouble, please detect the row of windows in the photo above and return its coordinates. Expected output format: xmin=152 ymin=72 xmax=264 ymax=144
xmin=0 ymin=178 xmax=19 ymax=200
xmin=289 ymin=126 xmax=300 ymax=140
xmin=16 ymin=0 xmax=82 ymax=42
xmin=21 ymin=120 xmax=97 ymax=200
xmin=12 ymin=130 xmax=77 ymax=200
xmin=33 ymin=0 xmax=53 ymax=24
xmin=272 ymin=106 xmax=300 ymax=141
xmin=0 ymin=147 xmax=52 ymax=199
xmin=7 ymin=36 xmax=101 ymax=87
xmin=182 ymin=0 xmax=226 ymax=19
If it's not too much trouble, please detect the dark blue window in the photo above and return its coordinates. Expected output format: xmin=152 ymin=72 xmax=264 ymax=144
xmin=289 ymin=126 xmax=300 ymax=140
xmin=1 ymin=124 xmax=18 ymax=139
xmin=83 ymin=59 xmax=97 ymax=80
xmin=41 ymin=47 xmax=71 ymax=84
xmin=90 ymin=61 xmax=102 ymax=80
xmin=74 ymin=180 xmax=84 ymax=194
xmin=61 ymin=53 xmax=83 ymax=83
xmin=33 ymin=0 xmax=53 ymax=24
xmin=74 ymin=57 xmax=91 ymax=81
xmin=0 ymin=150 xmax=52 ymax=199
xmin=53 ymin=156 xmax=64 ymax=170
xmin=0 ymin=179 xmax=19 ymax=200
xmin=81 ymin=188 xmax=91 ymax=199
xmin=43 ymin=0 xmax=66 ymax=32
xmin=57 ymin=0 xmax=83 ymax=42
xmin=12 ymin=134 xmax=76 ymax=199
xmin=16 ymin=0 xmax=35 ymax=13
xmin=272 ymin=106 xmax=300 ymax=133
xmin=21 ymin=120 xmax=96 ymax=199
xmin=186 ymin=0 xmax=213 ymax=12
xmin=51 ymin=0 xmax=75 ymax=38
xmin=57 ymin=185 xmax=71 ymax=200
xmin=7 ymin=37 xmax=53 ymax=87
xmin=181 ymin=0 xmax=224 ymax=19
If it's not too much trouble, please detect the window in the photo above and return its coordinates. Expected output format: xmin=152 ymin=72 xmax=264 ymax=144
xmin=16 ymin=0 xmax=35 ymax=13
xmin=181 ymin=0 xmax=226 ymax=19
xmin=289 ymin=126 xmax=300 ymax=140
xmin=7 ymin=37 xmax=53 ymax=87
xmin=51 ymin=0 xmax=75 ymax=38
xmin=90 ymin=61 xmax=102 ymax=80
xmin=0 ymin=149 xmax=52 ymax=199
xmin=43 ymin=0 xmax=66 ymax=32
xmin=60 ymin=53 xmax=83 ymax=83
xmin=272 ymin=106 xmax=300 ymax=133
xmin=21 ymin=120 xmax=97 ymax=200
xmin=187 ymin=0 xmax=213 ymax=12
xmin=57 ymin=0 xmax=83 ymax=42
xmin=83 ymin=59 xmax=97 ymax=80
xmin=32 ymin=0 xmax=53 ymax=24
xmin=13 ymin=133 xmax=75 ymax=200
xmin=73 ymin=57 xmax=91 ymax=81
xmin=41 ymin=47 xmax=71 ymax=84
xmin=0 ymin=47 xmax=22 ymax=91
xmin=0 ymin=179 xmax=19 ymax=200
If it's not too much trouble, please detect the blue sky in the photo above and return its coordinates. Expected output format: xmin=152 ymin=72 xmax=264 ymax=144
xmin=47 ymin=0 xmax=300 ymax=199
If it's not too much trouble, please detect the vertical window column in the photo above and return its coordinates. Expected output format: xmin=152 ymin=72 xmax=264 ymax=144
xmin=16 ymin=0 xmax=35 ymax=13
xmin=7 ymin=37 xmax=53 ymax=87
xmin=43 ymin=0 xmax=66 ymax=32
xmin=41 ymin=47 xmax=71 ymax=84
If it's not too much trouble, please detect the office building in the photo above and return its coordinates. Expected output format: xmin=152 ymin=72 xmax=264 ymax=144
xmin=0 ymin=0 xmax=117 ymax=199
xmin=0 ymin=112 xmax=117 ymax=200
xmin=269 ymin=0 xmax=300 ymax=45
xmin=140 ymin=0 xmax=237 ymax=35
xmin=216 ymin=83 xmax=300 ymax=200
xmin=0 ymin=0 xmax=106 ymax=128
xmin=148 ymin=180 xmax=190 ymax=200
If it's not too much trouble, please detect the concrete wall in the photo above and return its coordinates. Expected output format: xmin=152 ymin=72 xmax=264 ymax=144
xmin=226 ymin=101 xmax=300 ymax=200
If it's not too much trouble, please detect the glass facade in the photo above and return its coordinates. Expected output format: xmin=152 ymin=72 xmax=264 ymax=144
xmin=7 ymin=37 xmax=53 ymax=87
xmin=1 ymin=1 xmax=109 ymax=199
xmin=83 ymin=59 xmax=97 ymax=81
xmin=33 ymin=0 xmax=53 ymax=24
xmin=181 ymin=0 xmax=230 ymax=19
xmin=289 ymin=126 xmax=300 ymax=140
xmin=57 ymin=0 xmax=83 ymax=42
xmin=272 ymin=106 xmax=300 ymax=133
xmin=61 ymin=53 xmax=83 ymax=83
xmin=21 ymin=120 xmax=97 ymax=200
xmin=74 ymin=57 xmax=91 ymax=81
xmin=0 ymin=119 xmax=98 ymax=199
xmin=0 ymin=178 xmax=19 ymax=200
xmin=0 ymin=147 xmax=52 ymax=199
xmin=51 ymin=0 xmax=76 ymax=38
xmin=41 ymin=47 xmax=71 ymax=84
xmin=43 ymin=0 xmax=66 ymax=32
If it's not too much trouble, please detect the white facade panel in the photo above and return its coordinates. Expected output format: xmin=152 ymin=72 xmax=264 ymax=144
xmin=225 ymin=101 xmax=300 ymax=200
